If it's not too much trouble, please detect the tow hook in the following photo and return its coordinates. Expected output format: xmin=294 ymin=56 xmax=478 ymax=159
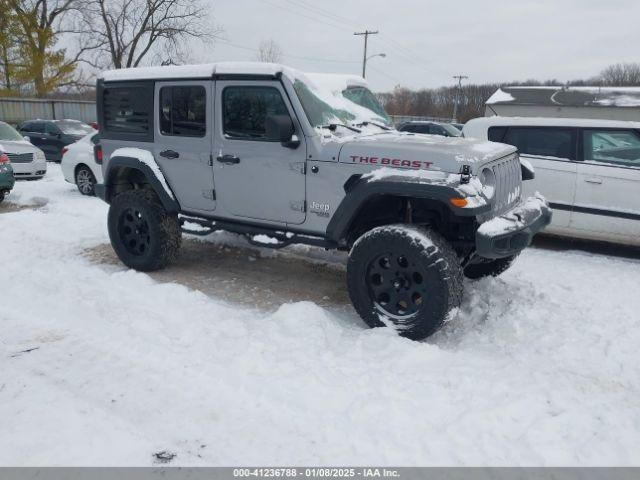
xmin=460 ymin=164 xmax=471 ymax=184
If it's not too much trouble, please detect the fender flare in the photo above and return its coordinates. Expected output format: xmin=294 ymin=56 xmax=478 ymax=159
xmin=325 ymin=175 xmax=490 ymax=243
xmin=101 ymin=155 xmax=180 ymax=213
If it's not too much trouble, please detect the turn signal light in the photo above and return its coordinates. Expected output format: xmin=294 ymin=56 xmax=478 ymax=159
xmin=0 ymin=153 xmax=8 ymax=164
xmin=449 ymin=197 xmax=468 ymax=208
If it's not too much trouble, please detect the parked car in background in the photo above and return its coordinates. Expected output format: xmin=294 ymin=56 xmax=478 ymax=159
xmin=18 ymin=119 xmax=95 ymax=162
xmin=0 ymin=121 xmax=47 ymax=180
xmin=61 ymin=132 xmax=102 ymax=196
xmin=398 ymin=121 xmax=462 ymax=137
xmin=464 ymin=116 xmax=640 ymax=247
xmin=0 ymin=151 xmax=15 ymax=203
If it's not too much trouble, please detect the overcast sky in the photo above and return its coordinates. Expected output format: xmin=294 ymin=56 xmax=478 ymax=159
xmin=194 ymin=0 xmax=640 ymax=92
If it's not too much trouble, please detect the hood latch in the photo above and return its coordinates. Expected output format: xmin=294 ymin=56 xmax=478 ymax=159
xmin=460 ymin=164 xmax=471 ymax=184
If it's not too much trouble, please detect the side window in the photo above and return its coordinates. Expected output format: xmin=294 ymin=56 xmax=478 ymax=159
xmin=90 ymin=133 xmax=101 ymax=145
xmin=24 ymin=122 xmax=44 ymax=133
xmin=159 ymin=86 xmax=206 ymax=137
xmin=488 ymin=126 xmax=507 ymax=142
xmin=431 ymin=125 xmax=447 ymax=136
xmin=503 ymin=127 xmax=576 ymax=160
xmin=45 ymin=123 xmax=60 ymax=135
xmin=222 ymin=86 xmax=290 ymax=140
xmin=583 ymin=129 xmax=640 ymax=167
xmin=101 ymin=83 xmax=153 ymax=139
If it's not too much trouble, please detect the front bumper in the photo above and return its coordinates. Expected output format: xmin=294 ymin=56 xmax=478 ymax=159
xmin=475 ymin=195 xmax=552 ymax=259
xmin=11 ymin=158 xmax=47 ymax=179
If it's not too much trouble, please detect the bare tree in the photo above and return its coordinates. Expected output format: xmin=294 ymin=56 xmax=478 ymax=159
xmin=255 ymin=39 xmax=283 ymax=63
xmin=82 ymin=0 xmax=220 ymax=69
xmin=598 ymin=63 xmax=640 ymax=86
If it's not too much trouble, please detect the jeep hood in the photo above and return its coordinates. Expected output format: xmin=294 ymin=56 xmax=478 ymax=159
xmin=337 ymin=132 xmax=516 ymax=173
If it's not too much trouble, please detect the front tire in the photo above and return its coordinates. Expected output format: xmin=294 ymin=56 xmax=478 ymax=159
xmin=75 ymin=165 xmax=96 ymax=196
xmin=107 ymin=189 xmax=181 ymax=271
xmin=463 ymin=254 xmax=519 ymax=279
xmin=347 ymin=225 xmax=463 ymax=340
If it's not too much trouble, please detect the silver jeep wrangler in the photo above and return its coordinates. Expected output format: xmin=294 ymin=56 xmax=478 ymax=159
xmin=95 ymin=62 xmax=551 ymax=340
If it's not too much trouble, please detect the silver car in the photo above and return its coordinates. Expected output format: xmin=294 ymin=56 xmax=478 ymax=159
xmin=0 ymin=121 xmax=47 ymax=180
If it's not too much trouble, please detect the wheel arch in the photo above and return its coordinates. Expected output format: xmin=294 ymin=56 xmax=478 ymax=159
xmin=326 ymin=175 xmax=485 ymax=245
xmin=102 ymin=155 xmax=179 ymax=213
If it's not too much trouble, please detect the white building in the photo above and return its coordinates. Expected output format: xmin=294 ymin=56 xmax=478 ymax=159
xmin=485 ymin=86 xmax=640 ymax=121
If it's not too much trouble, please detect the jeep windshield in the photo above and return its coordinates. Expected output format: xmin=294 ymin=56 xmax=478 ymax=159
xmin=292 ymin=74 xmax=392 ymax=131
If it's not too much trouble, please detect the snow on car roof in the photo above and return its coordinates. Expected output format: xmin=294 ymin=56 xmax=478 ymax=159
xmin=486 ymin=85 xmax=640 ymax=108
xmin=466 ymin=116 xmax=640 ymax=129
xmin=100 ymin=62 xmax=296 ymax=82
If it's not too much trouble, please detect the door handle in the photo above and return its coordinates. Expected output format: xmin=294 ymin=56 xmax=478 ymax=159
xmin=584 ymin=177 xmax=603 ymax=185
xmin=160 ymin=149 xmax=180 ymax=159
xmin=217 ymin=154 xmax=240 ymax=165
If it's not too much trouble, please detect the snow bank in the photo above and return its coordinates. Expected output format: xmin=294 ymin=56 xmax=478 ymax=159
xmin=1 ymin=166 xmax=640 ymax=466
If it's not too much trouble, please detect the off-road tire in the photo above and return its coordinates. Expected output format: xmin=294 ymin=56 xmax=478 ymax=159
xmin=463 ymin=254 xmax=519 ymax=280
xmin=75 ymin=165 xmax=96 ymax=196
xmin=107 ymin=188 xmax=181 ymax=271
xmin=347 ymin=225 xmax=463 ymax=340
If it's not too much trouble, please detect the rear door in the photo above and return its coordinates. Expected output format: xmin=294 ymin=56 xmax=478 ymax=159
xmin=570 ymin=128 xmax=640 ymax=241
xmin=44 ymin=122 xmax=66 ymax=160
xmin=491 ymin=126 xmax=578 ymax=228
xmin=212 ymin=80 xmax=306 ymax=225
xmin=153 ymin=81 xmax=215 ymax=213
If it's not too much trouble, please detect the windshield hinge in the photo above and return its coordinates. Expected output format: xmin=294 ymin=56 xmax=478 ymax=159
xmin=290 ymin=162 xmax=306 ymax=175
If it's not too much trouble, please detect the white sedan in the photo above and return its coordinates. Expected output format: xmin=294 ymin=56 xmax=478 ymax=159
xmin=61 ymin=132 xmax=103 ymax=196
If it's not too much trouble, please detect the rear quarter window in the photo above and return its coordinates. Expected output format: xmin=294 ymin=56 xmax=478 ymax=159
xmin=99 ymin=81 xmax=154 ymax=142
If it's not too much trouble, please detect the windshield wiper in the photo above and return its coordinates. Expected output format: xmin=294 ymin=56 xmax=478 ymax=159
xmin=321 ymin=123 xmax=362 ymax=133
xmin=356 ymin=121 xmax=391 ymax=131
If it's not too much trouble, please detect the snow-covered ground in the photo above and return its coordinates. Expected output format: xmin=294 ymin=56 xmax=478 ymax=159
xmin=1 ymin=165 xmax=639 ymax=466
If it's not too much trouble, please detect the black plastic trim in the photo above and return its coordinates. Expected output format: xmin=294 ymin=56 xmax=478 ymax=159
xmin=326 ymin=175 xmax=490 ymax=243
xmin=549 ymin=202 xmax=640 ymax=221
xmin=101 ymin=156 xmax=180 ymax=213
xmin=476 ymin=202 xmax=552 ymax=259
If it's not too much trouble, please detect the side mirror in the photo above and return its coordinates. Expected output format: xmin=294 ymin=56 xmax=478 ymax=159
xmin=23 ymin=136 xmax=31 ymax=143
xmin=265 ymin=114 xmax=299 ymax=149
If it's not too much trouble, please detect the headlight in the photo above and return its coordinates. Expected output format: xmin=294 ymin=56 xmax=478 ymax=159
xmin=480 ymin=167 xmax=496 ymax=199
xmin=34 ymin=150 xmax=46 ymax=161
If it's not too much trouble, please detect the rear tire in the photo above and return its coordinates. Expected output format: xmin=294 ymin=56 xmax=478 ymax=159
xmin=107 ymin=189 xmax=181 ymax=271
xmin=347 ymin=225 xmax=463 ymax=340
xmin=463 ymin=255 xmax=519 ymax=279
xmin=75 ymin=165 xmax=96 ymax=196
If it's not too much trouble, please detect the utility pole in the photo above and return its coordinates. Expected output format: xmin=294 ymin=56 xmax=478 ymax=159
xmin=354 ymin=30 xmax=379 ymax=78
xmin=452 ymin=75 xmax=468 ymax=122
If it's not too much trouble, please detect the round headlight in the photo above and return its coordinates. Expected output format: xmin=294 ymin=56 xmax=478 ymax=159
xmin=480 ymin=167 xmax=496 ymax=199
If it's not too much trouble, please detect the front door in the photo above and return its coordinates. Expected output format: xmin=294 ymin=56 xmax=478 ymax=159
xmin=213 ymin=80 xmax=306 ymax=225
xmin=571 ymin=128 xmax=640 ymax=241
xmin=153 ymin=81 xmax=215 ymax=212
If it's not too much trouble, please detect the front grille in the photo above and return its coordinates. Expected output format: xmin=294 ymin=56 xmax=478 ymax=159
xmin=6 ymin=152 xmax=34 ymax=164
xmin=489 ymin=153 xmax=522 ymax=216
